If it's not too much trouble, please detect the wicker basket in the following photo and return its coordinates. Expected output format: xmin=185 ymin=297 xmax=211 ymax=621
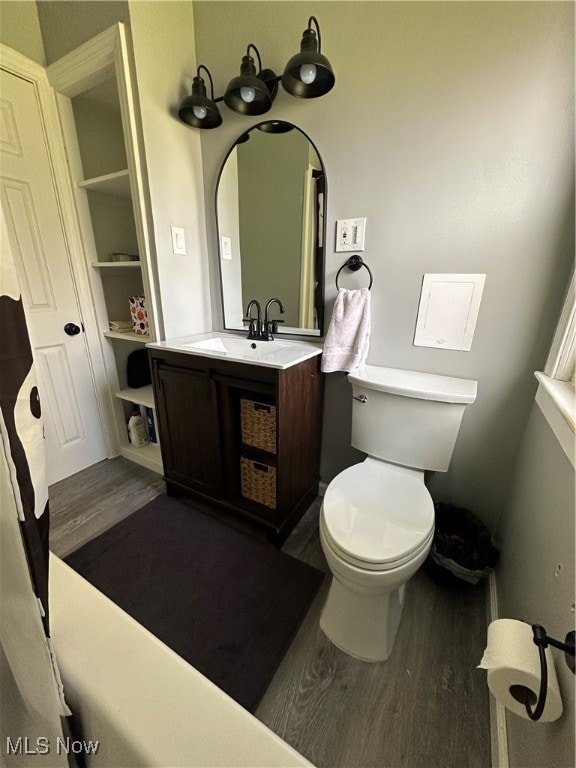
xmin=240 ymin=456 xmax=276 ymax=509
xmin=240 ymin=398 xmax=276 ymax=454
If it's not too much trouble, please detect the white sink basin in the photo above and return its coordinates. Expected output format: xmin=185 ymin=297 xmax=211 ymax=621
xmin=183 ymin=336 xmax=292 ymax=358
xmin=148 ymin=334 xmax=322 ymax=370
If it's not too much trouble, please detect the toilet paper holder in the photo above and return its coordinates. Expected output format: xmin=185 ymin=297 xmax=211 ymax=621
xmin=511 ymin=624 xmax=575 ymax=722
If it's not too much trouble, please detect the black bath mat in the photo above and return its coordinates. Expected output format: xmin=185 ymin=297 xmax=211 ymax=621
xmin=64 ymin=495 xmax=323 ymax=712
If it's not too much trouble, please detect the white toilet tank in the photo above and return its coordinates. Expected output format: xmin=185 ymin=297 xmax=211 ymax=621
xmin=348 ymin=365 xmax=477 ymax=472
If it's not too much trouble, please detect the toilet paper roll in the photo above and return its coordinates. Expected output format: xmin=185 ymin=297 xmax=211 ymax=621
xmin=478 ymin=618 xmax=563 ymax=722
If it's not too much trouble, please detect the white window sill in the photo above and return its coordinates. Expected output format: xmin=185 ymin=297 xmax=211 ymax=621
xmin=534 ymin=372 xmax=575 ymax=468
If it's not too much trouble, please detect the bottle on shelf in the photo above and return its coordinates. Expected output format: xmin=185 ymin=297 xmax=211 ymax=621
xmin=145 ymin=406 xmax=157 ymax=444
xmin=127 ymin=406 xmax=148 ymax=448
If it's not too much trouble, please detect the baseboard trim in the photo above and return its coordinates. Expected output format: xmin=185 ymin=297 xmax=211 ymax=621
xmin=487 ymin=571 xmax=509 ymax=768
xmin=318 ymin=481 xmax=328 ymax=496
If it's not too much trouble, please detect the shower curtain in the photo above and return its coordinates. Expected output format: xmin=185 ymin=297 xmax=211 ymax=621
xmin=0 ymin=241 xmax=70 ymax=764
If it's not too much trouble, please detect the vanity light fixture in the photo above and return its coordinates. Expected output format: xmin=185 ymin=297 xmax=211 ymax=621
xmin=224 ymin=44 xmax=277 ymax=116
xmin=282 ymin=16 xmax=335 ymax=99
xmin=177 ymin=16 xmax=335 ymax=129
xmin=177 ymin=65 xmax=222 ymax=129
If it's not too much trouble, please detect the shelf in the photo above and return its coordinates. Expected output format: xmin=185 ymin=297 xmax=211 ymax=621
xmin=92 ymin=261 xmax=141 ymax=268
xmin=61 ymin=37 xmax=160 ymax=480
xmin=119 ymin=441 xmax=162 ymax=474
xmin=78 ymin=169 xmax=131 ymax=198
xmin=104 ymin=331 xmax=150 ymax=343
xmin=115 ymin=385 xmax=155 ymax=409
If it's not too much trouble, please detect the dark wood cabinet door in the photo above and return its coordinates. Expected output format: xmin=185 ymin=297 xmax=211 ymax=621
xmin=153 ymin=363 xmax=223 ymax=496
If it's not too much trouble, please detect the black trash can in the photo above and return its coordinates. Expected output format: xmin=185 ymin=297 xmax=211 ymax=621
xmin=425 ymin=503 xmax=499 ymax=586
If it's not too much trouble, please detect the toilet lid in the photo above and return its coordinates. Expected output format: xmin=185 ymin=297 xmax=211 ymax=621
xmin=322 ymin=461 xmax=435 ymax=569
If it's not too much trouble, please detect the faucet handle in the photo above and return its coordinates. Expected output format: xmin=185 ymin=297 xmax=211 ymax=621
xmin=245 ymin=318 xmax=259 ymax=339
xmin=265 ymin=318 xmax=284 ymax=340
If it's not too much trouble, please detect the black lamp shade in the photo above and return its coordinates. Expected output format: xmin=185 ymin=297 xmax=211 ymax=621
xmin=224 ymin=55 xmax=273 ymax=116
xmin=256 ymin=120 xmax=294 ymax=134
xmin=282 ymin=28 xmax=335 ymax=98
xmin=178 ymin=74 xmax=222 ymax=129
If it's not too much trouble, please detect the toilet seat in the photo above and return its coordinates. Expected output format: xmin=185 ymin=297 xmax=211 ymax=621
xmin=322 ymin=460 xmax=435 ymax=572
xmin=321 ymin=518 xmax=434 ymax=573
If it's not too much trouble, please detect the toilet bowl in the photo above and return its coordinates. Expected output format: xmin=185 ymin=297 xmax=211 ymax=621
xmin=319 ymin=458 xmax=434 ymax=662
xmin=318 ymin=364 xmax=477 ymax=662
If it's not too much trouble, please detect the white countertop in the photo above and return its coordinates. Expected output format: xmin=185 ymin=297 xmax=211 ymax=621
xmin=147 ymin=332 xmax=322 ymax=370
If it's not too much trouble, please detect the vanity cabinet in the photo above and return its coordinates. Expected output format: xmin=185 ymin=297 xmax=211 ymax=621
xmin=149 ymin=349 xmax=323 ymax=544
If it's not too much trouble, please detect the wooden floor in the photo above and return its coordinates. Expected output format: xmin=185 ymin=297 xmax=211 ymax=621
xmin=49 ymin=458 xmax=491 ymax=768
xmin=49 ymin=456 xmax=165 ymax=558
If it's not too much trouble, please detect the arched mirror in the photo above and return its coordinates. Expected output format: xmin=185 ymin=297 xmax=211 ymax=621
xmin=216 ymin=121 xmax=326 ymax=337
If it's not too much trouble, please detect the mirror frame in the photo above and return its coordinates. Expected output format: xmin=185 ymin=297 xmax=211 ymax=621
xmin=215 ymin=120 xmax=326 ymax=338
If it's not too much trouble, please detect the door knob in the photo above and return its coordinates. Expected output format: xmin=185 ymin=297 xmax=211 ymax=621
xmin=64 ymin=322 xmax=81 ymax=336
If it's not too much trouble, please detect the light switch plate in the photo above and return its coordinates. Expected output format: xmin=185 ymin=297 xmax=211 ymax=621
xmin=221 ymin=236 xmax=232 ymax=260
xmin=171 ymin=226 xmax=186 ymax=255
xmin=414 ymin=273 xmax=486 ymax=351
xmin=335 ymin=218 xmax=366 ymax=252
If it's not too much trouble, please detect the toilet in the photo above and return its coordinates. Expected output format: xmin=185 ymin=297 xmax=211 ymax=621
xmin=319 ymin=364 xmax=477 ymax=662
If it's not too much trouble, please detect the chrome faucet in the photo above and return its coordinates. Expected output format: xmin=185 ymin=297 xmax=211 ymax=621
xmin=264 ymin=298 xmax=285 ymax=340
xmin=244 ymin=299 xmax=262 ymax=339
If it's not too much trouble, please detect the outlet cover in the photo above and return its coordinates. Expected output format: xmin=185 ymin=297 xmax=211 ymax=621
xmin=336 ymin=218 xmax=366 ymax=252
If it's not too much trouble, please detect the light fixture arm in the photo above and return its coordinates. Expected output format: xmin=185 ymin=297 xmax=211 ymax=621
xmin=196 ymin=64 xmax=222 ymax=103
xmin=308 ymin=16 xmax=321 ymax=52
xmin=244 ymin=44 xmax=281 ymax=91
xmin=246 ymin=44 xmax=262 ymax=74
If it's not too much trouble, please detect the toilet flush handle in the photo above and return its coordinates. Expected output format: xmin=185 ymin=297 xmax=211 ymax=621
xmin=353 ymin=394 xmax=368 ymax=403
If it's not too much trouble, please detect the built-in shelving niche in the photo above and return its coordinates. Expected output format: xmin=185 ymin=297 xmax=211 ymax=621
xmin=48 ymin=25 xmax=162 ymax=474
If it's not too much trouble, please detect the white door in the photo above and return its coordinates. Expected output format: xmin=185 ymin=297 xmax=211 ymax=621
xmin=1 ymin=68 xmax=107 ymax=484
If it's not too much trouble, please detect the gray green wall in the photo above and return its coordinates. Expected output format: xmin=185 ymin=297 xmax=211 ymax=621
xmin=127 ymin=0 xmax=211 ymax=339
xmin=495 ymin=404 xmax=575 ymax=767
xmin=0 ymin=1 xmax=45 ymax=63
xmin=193 ymin=1 xmax=575 ymax=534
xmin=36 ymin=0 xmax=130 ymax=63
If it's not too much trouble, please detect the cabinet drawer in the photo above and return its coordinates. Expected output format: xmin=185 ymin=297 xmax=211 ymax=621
xmin=240 ymin=398 xmax=276 ymax=454
xmin=240 ymin=456 xmax=276 ymax=509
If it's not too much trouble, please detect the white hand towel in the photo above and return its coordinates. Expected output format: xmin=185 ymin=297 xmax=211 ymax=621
xmin=321 ymin=287 xmax=371 ymax=373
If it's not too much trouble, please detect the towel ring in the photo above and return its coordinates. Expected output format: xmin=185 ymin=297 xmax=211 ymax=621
xmin=335 ymin=255 xmax=373 ymax=290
